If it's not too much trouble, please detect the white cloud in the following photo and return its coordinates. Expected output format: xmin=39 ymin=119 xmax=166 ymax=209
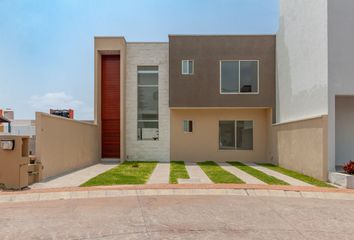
xmin=29 ymin=92 xmax=93 ymax=119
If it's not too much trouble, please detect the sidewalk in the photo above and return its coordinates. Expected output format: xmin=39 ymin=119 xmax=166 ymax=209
xmin=1 ymin=184 xmax=354 ymax=203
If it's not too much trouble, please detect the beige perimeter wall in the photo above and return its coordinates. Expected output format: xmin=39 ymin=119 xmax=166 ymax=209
xmin=36 ymin=112 xmax=99 ymax=180
xmin=272 ymin=115 xmax=328 ymax=181
xmin=171 ymin=108 xmax=272 ymax=162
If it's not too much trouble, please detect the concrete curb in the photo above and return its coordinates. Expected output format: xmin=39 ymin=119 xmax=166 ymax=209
xmin=0 ymin=184 xmax=354 ymax=203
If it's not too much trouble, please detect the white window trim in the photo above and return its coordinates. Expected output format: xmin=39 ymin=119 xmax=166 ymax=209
xmin=218 ymin=120 xmax=254 ymax=151
xmin=181 ymin=60 xmax=194 ymax=75
xmin=219 ymin=60 xmax=260 ymax=95
xmin=183 ymin=119 xmax=193 ymax=133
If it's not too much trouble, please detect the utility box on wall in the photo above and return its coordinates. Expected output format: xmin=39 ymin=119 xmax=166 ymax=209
xmin=0 ymin=136 xmax=30 ymax=189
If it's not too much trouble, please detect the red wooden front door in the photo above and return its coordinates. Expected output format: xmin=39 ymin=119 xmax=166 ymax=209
xmin=101 ymin=55 xmax=120 ymax=158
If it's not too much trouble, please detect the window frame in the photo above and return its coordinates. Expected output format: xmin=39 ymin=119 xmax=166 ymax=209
xmin=218 ymin=120 xmax=254 ymax=151
xmin=183 ymin=120 xmax=193 ymax=133
xmin=137 ymin=66 xmax=159 ymax=141
xmin=219 ymin=60 xmax=259 ymax=95
xmin=181 ymin=60 xmax=194 ymax=75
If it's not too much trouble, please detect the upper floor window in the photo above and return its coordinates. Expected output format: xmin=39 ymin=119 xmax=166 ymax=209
xmin=220 ymin=60 xmax=259 ymax=94
xmin=137 ymin=66 xmax=159 ymax=141
xmin=181 ymin=60 xmax=194 ymax=75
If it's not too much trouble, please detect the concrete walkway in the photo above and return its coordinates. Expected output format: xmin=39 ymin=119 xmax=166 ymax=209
xmin=218 ymin=162 xmax=266 ymax=185
xmin=30 ymin=162 xmax=119 ymax=189
xmin=147 ymin=162 xmax=170 ymax=184
xmin=245 ymin=163 xmax=312 ymax=186
xmin=179 ymin=162 xmax=213 ymax=184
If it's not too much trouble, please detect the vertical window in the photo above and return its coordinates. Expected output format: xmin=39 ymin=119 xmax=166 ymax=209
xmin=220 ymin=60 xmax=258 ymax=93
xmin=219 ymin=121 xmax=235 ymax=149
xmin=220 ymin=61 xmax=239 ymax=93
xmin=137 ymin=66 xmax=159 ymax=140
xmin=219 ymin=120 xmax=253 ymax=150
xmin=183 ymin=120 xmax=193 ymax=133
xmin=181 ymin=60 xmax=194 ymax=75
xmin=236 ymin=121 xmax=253 ymax=150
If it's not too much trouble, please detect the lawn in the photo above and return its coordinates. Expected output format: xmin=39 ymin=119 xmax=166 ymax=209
xmin=258 ymin=163 xmax=334 ymax=188
xmin=169 ymin=161 xmax=190 ymax=184
xmin=81 ymin=161 xmax=157 ymax=187
xmin=228 ymin=162 xmax=289 ymax=185
xmin=198 ymin=161 xmax=244 ymax=184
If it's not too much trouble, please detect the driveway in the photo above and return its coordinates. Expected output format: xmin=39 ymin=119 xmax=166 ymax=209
xmin=30 ymin=162 xmax=118 ymax=189
xmin=1 ymin=195 xmax=354 ymax=239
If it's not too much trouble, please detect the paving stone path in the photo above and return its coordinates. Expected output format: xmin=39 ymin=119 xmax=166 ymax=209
xmin=217 ymin=162 xmax=266 ymax=185
xmin=179 ymin=162 xmax=213 ymax=184
xmin=147 ymin=162 xmax=170 ymax=184
xmin=245 ymin=163 xmax=312 ymax=186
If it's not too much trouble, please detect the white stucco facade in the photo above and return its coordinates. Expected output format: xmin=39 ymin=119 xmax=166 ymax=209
xmin=125 ymin=43 xmax=170 ymax=162
xmin=277 ymin=0 xmax=328 ymax=123
xmin=328 ymin=0 xmax=354 ymax=170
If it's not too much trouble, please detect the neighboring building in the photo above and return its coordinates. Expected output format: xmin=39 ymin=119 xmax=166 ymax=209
xmin=4 ymin=120 xmax=36 ymax=136
xmin=276 ymin=0 xmax=354 ymax=180
xmin=0 ymin=109 xmax=4 ymax=132
xmin=3 ymin=108 xmax=14 ymax=120
xmin=50 ymin=109 xmax=74 ymax=119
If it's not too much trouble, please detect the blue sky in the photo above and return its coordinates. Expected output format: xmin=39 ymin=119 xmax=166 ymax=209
xmin=0 ymin=0 xmax=279 ymax=120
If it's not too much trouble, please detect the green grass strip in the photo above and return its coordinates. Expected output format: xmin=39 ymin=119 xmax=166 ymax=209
xmin=81 ymin=161 xmax=157 ymax=187
xmin=198 ymin=161 xmax=244 ymax=184
xmin=227 ymin=162 xmax=289 ymax=185
xmin=169 ymin=161 xmax=190 ymax=184
xmin=258 ymin=163 xmax=334 ymax=188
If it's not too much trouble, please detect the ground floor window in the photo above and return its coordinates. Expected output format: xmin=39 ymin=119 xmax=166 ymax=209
xmin=219 ymin=120 xmax=253 ymax=150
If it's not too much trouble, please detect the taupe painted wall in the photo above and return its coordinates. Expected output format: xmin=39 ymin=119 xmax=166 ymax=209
xmin=272 ymin=115 xmax=328 ymax=181
xmin=169 ymin=35 xmax=276 ymax=121
xmin=171 ymin=108 xmax=272 ymax=162
xmin=36 ymin=112 xmax=99 ymax=180
xmin=94 ymin=37 xmax=126 ymax=160
xmin=0 ymin=135 xmax=29 ymax=189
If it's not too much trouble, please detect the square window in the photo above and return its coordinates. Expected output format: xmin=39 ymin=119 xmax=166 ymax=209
xmin=182 ymin=60 xmax=194 ymax=75
xmin=220 ymin=60 xmax=258 ymax=94
xmin=219 ymin=120 xmax=253 ymax=150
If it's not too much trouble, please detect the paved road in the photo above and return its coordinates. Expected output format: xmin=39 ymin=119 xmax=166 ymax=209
xmin=1 ymin=195 xmax=354 ymax=239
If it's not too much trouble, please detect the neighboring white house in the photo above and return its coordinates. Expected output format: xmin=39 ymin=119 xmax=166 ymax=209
xmin=277 ymin=0 xmax=354 ymax=179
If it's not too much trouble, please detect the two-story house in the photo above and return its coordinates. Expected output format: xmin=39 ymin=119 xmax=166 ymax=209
xmin=94 ymin=35 xmax=275 ymax=164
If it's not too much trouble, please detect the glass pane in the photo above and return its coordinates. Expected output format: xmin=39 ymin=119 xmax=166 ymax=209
xmin=138 ymin=72 xmax=158 ymax=85
xmin=183 ymin=120 xmax=193 ymax=132
xmin=188 ymin=120 xmax=193 ymax=132
xmin=240 ymin=61 xmax=258 ymax=93
xmin=182 ymin=60 xmax=188 ymax=74
xmin=138 ymin=66 xmax=158 ymax=71
xmin=219 ymin=121 xmax=235 ymax=149
xmin=221 ymin=61 xmax=239 ymax=93
xmin=138 ymin=87 xmax=158 ymax=120
xmin=188 ymin=60 xmax=193 ymax=74
xmin=183 ymin=120 xmax=188 ymax=132
xmin=237 ymin=121 xmax=253 ymax=150
xmin=138 ymin=121 xmax=159 ymax=140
